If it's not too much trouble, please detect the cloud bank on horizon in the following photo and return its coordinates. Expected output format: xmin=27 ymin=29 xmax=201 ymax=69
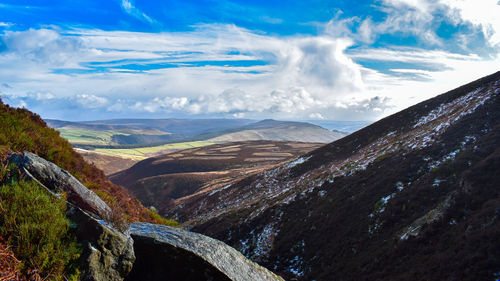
xmin=0 ymin=0 xmax=499 ymax=121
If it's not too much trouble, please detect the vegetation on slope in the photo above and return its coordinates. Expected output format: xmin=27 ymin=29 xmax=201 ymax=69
xmin=94 ymin=140 xmax=214 ymax=158
xmin=0 ymin=178 xmax=81 ymax=280
xmin=0 ymin=238 xmax=24 ymax=281
xmin=0 ymin=99 xmax=180 ymax=279
xmin=0 ymin=100 xmax=176 ymax=225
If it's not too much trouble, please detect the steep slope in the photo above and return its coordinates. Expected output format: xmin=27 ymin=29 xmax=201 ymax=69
xmin=165 ymin=71 xmax=500 ymax=280
xmin=0 ymin=100 xmax=167 ymax=224
xmin=207 ymin=119 xmax=345 ymax=143
xmin=110 ymin=141 xmax=323 ymax=214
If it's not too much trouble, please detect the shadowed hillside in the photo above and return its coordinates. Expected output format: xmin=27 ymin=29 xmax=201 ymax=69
xmin=111 ymin=141 xmax=323 ymax=215
xmin=163 ymin=71 xmax=500 ymax=280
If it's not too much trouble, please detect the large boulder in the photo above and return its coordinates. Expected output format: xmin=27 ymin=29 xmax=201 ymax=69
xmin=126 ymin=223 xmax=284 ymax=281
xmin=9 ymin=152 xmax=111 ymax=220
xmin=68 ymin=206 xmax=135 ymax=281
xmin=8 ymin=152 xmax=134 ymax=281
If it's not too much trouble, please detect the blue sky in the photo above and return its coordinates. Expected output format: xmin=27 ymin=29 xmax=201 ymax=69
xmin=0 ymin=0 xmax=499 ymax=121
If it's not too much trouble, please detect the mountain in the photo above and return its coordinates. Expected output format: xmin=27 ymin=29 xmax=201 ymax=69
xmin=163 ymin=71 xmax=500 ymax=280
xmin=46 ymin=118 xmax=344 ymax=147
xmin=110 ymin=141 xmax=324 ymax=215
xmin=206 ymin=119 xmax=345 ymax=143
xmin=306 ymin=120 xmax=370 ymax=134
xmin=46 ymin=118 xmax=254 ymax=146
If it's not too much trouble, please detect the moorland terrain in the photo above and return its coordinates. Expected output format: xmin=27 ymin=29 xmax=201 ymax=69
xmin=159 ymin=71 xmax=500 ymax=280
xmin=110 ymin=140 xmax=324 ymax=215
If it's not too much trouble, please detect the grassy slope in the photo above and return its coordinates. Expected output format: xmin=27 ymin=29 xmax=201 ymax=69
xmin=56 ymin=126 xmax=171 ymax=146
xmin=0 ymin=100 xmax=167 ymax=224
xmin=95 ymin=141 xmax=214 ymax=158
xmin=57 ymin=127 xmax=126 ymax=145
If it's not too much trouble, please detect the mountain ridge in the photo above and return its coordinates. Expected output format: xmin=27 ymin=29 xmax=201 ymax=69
xmin=46 ymin=118 xmax=345 ymax=147
xmin=163 ymin=70 xmax=500 ymax=280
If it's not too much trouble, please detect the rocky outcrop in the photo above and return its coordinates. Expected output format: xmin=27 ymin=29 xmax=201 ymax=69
xmin=126 ymin=223 xmax=284 ymax=281
xmin=68 ymin=207 xmax=135 ymax=281
xmin=9 ymin=151 xmax=111 ymax=220
xmin=8 ymin=152 xmax=134 ymax=281
xmin=7 ymin=151 xmax=284 ymax=280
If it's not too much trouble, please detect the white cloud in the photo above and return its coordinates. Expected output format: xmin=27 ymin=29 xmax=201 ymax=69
xmin=16 ymin=100 xmax=27 ymax=108
xmin=34 ymin=92 xmax=55 ymax=100
xmin=1 ymin=28 xmax=85 ymax=66
xmin=0 ymin=15 xmax=498 ymax=121
xmin=441 ymin=0 xmax=500 ymax=46
xmin=333 ymin=0 xmax=500 ymax=52
xmin=120 ymin=0 xmax=157 ymax=25
xmin=309 ymin=113 xmax=325 ymax=120
xmin=72 ymin=94 xmax=108 ymax=109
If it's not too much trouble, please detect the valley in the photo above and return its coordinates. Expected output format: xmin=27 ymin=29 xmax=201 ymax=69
xmin=1 ymin=72 xmax=499 ymax=280
xmin=4 ymin=1 xmax=499 ymax=280
xmin=110 ymin=140 xmax=324 ymax=215
xmin=157 ymin=71 xmax=500 ymax=280
xmin=49 ymin=118 xmax=344 ymax=175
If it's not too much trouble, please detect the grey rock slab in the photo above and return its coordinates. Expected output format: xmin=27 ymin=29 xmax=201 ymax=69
xmin=127 ymin=222 xmax=284 ymax=281
xmin=9 ymin=151 xmax=111 ymax=220
xmin=68 ymin=206 xmax=135 ymax=281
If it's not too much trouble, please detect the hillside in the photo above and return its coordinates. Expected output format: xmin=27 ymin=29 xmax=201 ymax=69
xmin=110 ymin=141 xmax=323 ymax=215
xmin=207 ymin=119 xmax=345 ymax=143
xmin=163 ymin=71 xmax=500 ymax=280
xmin=46 ymin=118 xmax=253 ymax=146
xmin=0 ymin=100 xmax=169 ymax=224
xmin=47 ymin=118 xmax=344 ymax=148
xmin=74 ymin=148 xmax=140 ymax=175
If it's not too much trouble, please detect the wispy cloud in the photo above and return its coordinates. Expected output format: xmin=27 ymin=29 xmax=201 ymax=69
xmin=120 ymin=0 xmax=158 ymax=25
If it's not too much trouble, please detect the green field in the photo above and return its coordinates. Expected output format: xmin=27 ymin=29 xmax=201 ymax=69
xmin=94 ymin=141 xmax=214 ymax=158
xmin=57 ymin=127 xmax=128 ymax=145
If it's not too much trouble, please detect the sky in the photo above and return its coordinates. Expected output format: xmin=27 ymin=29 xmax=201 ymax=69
xmin=0 ymin=0 xmax=499 ymax=122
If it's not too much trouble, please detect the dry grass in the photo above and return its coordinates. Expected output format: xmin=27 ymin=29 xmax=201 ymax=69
xmin=0 ymin=240 xmax=25 ymax=281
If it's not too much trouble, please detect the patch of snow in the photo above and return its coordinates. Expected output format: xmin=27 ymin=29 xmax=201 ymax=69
xmin=285 ymin=156 xmax=312 ymax=169
xmin=239 ymin=237 xmax=251 ymax=254
xmin=208 ymin=184 xmax=232 ymax=196
xmin=252 ymin=224 xmax=278 ymax=258
xmin=432 ymin=179 xmax=443 ymax=187
xmin=428 ymin=148 xmax=462 ymax=171
xmin=399 ymin=225 xmax=421 ymax=240
xmin=461 ymin=135 xmax=477 ymax=147
xmin=287 ymin=255 xmax=305 ymax=277
xmin=318 ymin=190 xmax=327 ymax=197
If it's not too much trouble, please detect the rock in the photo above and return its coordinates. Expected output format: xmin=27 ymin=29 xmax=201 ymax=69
xmin=9 ymin=151 xmax=111 ymax=220
xmin=68 ymin=206 xmax=135 ymax=281
xmin=7 ymin=152 xmax=134 ymax=281
xmin=126 ymin=223 xmax=284 ymax=281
